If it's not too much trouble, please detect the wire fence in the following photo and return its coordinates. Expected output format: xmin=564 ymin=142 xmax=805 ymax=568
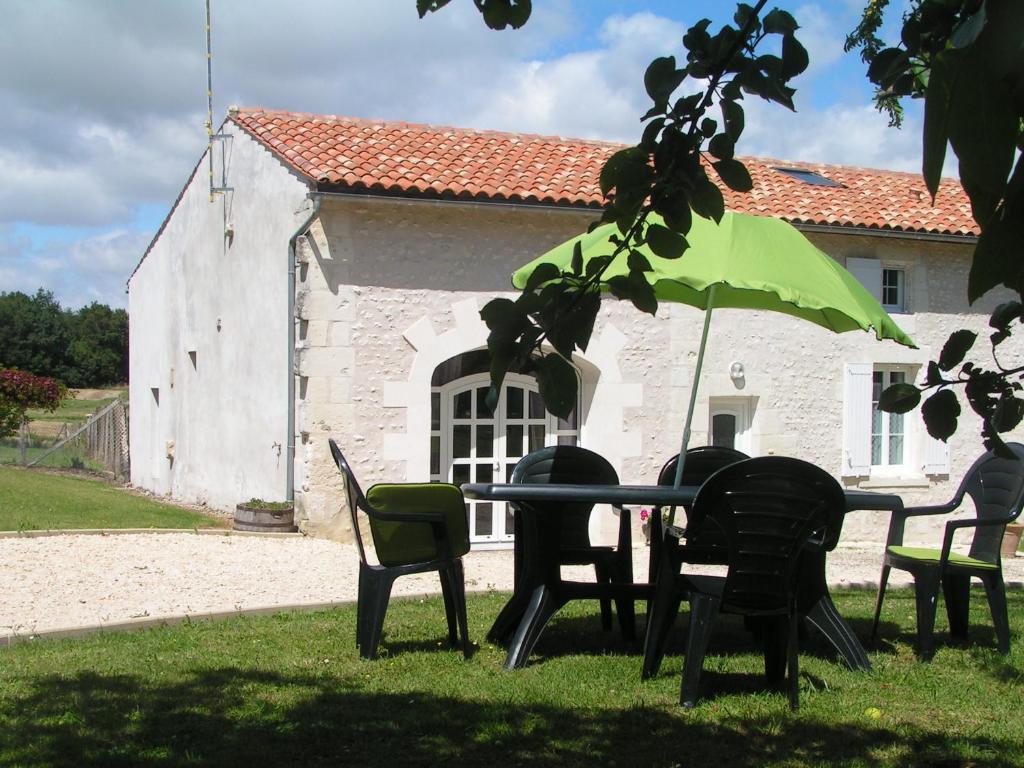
xmin=1 ymin=399 xmax=130 ymax=479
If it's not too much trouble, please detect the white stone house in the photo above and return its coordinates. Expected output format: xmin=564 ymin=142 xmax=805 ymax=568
xmin=128 ymin=107 xmax=1014 ymax=546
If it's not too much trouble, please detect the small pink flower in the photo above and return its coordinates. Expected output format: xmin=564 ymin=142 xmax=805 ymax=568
xmin=639 ymin=508 xmax=651 ymax=523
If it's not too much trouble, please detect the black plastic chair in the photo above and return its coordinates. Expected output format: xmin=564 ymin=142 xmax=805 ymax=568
xmin=871 ymin=442 xmax=1024 ymax=660
xmin=642 ymin=456 xmax=845 ymax=709
xmin=511 ymin=446 xmax=635 ymax=639
xmin=653 ymin=446 xmax=750 ymax=566
xmin=328 ymin=439 xmax=471 ymax=660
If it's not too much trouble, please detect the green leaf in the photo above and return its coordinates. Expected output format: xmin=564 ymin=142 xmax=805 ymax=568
xmin=922 ymin=389 xmax=961 ymax=442
xmin=989 ymin=301 xmax=1023 ymax=330
xmin=993 ymin=393 xmax=1024 ymax=432
xmin=969 ymin=188 xmax=1024 ymax=302
xmin=570 ymin=241 xmax=584 ymax=276
xmin=700 ymin=118 xmax=718 ymax=138
xmin=708 ymin=133 xmax=735 ymax=160
xmin=479 ymin=297 xmax=528 ymax=337
xmin=867 ymin=47 xmax=909 ymax=87
xmin=712 ymin=158 xmax=753 ymax=192
xmin=626 ymin=269 xmax=658 ymax=315
xmin=585 ymin=254 xmax=612 ymax=279
xmin=763 ymin=9 xmax=797 ymax=35
xmin=922 ymin=51 xmax=954 ymax=203
xmin=781 ymin=35 xmax=809 ymax=79
xmin=655 ymin=192 xmax=693 ymax=235
xmin=534 ymin=353 xmax=577 ymax=419
xmin=524 ymin=262 xmax=560 ymax=291
xmin=689 ymin=175 xmax=725 ymax=223
xmin=644 ymin=56 xmax=685 ymax=105
xmin=878 ymin=382 xmax=921 ymax=414
xmin=417 ymin=0 xmax=453 ymax=18
xmin=951 ymin=4 xmax=987 ymax=48
xmin=599 ymin=147 xmax=651 ymax=197
xmin=646 ymin=223 xmax=687 ymax=260
xmin=721 ymin=99 xmax=745 ymax=140
xmin=627 ymin=248 xmax=653 ymax=273
xmin=938 ymin=329 xmax=977 ymax=371
xmin=926 ymin=360 xmax=944 ymax=386
xmin=474 ymin=0 xmax=532 ymax=30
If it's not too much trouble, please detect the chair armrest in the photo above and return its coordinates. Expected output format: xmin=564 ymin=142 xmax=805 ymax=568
xmin=939 ymin=516 xmax=1012 ymax=564
xmin=884 ymin=501 xmax=959 ymax=547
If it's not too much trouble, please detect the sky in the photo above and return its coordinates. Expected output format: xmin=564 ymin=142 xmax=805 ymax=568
xmin=0 ymin=0 xmax=925 ymax=310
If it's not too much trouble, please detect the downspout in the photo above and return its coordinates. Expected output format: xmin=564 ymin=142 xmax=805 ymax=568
xmin=286 ymin=193 xmax=323 ymax=502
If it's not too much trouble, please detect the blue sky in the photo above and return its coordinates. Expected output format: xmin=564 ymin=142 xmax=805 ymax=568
xmin=0 ymin=0 xmax=924 ymax=310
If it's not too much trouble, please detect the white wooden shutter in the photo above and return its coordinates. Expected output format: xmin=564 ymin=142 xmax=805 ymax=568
xmin=843 ymin=362 xmax=873 ymax=476
xmin=922 ymin=432 xmax=950 ymax=475
xmin=846 ymin=257 xmax=883 ymax=302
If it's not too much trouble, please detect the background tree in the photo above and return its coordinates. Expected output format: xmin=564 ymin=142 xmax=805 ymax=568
xmin=0 ymin=290 xmax=128 ymax=388
xmin=0 ymin=289 xmax=71 ymax=382
xmin=0 ymin=368 xmax=65 ymax=438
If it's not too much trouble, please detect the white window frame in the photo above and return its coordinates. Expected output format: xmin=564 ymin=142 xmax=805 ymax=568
xmin=847 ymin=257 xmax=911 ymax=314
xmin=708 ymin=397 xmax=753 ymax=454
xmin=842 ymin=362 xmax=948 ymax=479
xmin=433 ymin=371 xmax=580 ymax=547
xmin=881 ymin=267 xmax=906 ymax=313
xmin=871 ymin=366 xmax=911 ymax=475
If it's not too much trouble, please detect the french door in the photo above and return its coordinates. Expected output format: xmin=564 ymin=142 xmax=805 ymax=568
xmin=438 ymin=372 xmax=576 ymax=545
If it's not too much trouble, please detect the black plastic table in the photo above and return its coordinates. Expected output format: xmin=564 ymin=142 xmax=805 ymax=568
xmin=462 ymin=482 xmax=902 ymax=671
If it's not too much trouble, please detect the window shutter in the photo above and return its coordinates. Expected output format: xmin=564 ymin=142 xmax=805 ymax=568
xmin=846 ymin=257 xmax=882 ymax=302
xmin=843 ymin=363 xmax=873 ymax=476
xmin=922 ymin=432 xmax=950 ymax=475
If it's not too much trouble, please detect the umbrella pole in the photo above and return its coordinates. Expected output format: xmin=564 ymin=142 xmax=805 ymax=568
xmin=671 ymin=285 xmax=716 ymax=491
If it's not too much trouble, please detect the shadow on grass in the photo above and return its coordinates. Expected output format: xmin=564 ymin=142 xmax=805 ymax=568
xmin=3 ymin=666 xmax=1019 ymax=768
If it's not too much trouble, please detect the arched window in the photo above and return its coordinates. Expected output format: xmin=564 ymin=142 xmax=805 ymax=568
xmin=431 ymin=351 xmax=579 ymax=545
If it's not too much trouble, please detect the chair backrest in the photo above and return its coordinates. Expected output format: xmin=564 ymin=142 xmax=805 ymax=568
xmin=658 ymin=446 xmax=750 ymax=533
xmin=658 ymin=446 xmax=750 ymax=487
xmin=961 ymin=442 xmax=1024 ymax=562
xmin=511 ymin=446 xmax=619 ymax=548
xmin=328 ymin=438 xmax=371 ymax=564
xmin=329 ymin=438 xmax=470 ymax=567
xmin=688 ymin=456 xmax=846 ymax=615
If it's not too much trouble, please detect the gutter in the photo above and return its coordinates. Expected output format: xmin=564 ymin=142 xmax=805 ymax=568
xmin=286 ymin=193 xmax=323 ymax=503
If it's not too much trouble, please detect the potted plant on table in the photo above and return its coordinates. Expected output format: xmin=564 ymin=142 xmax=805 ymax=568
xmin=233 ymin=498 xmax=298 ymax=533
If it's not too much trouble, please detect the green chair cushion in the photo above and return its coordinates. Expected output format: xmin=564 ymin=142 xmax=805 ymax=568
xmin=887 ymin=546 xmax=998 ymax=570
xmin=366 ymin=483 xmax=470 ymax=567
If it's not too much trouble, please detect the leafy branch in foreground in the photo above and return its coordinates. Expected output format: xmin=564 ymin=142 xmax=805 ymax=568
xmin=849 ymin=0 xmax=1024 ymax=452
xmin=473 ymin=3 xmax=808 ymax=416
xmin=878 ymin=302 xmax=1024 ymax=457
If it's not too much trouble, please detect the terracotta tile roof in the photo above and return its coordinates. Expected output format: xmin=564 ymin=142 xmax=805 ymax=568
xmin=231 ymin=108 xmax=977 ymax=238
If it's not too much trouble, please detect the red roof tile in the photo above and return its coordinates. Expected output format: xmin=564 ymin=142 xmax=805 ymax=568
xmin=231 ymin=108 xmax=977 ymax=238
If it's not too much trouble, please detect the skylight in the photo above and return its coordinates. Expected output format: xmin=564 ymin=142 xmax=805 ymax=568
xmin=774 ymin=167 xmax=842 ymax=187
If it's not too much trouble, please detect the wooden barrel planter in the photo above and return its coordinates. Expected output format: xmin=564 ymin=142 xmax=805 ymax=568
xmin=233 ymin=501 xmax=298 ymax=533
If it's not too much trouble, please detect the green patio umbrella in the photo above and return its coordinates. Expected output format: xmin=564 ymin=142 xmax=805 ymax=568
xmin=512 ymin=211 xmax=916 ymax=487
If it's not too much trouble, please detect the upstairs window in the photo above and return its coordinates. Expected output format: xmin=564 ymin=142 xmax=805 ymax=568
xmin=881 ymin=268 xmax=905 ymax=312
xmin=847 ymin=257 xmax=909 ymax=314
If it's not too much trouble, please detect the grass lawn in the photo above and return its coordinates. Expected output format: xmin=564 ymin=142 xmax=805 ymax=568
xmin=0 ymin=466 xmax=226 ymax=531
xmin=0 ymin=589 xmax=1021 ymax=766
xmin=26 ymin=387 xmax=128 ymax=425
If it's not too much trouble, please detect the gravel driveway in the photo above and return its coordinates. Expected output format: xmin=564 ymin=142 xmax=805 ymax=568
xmin=1 ymin=530 xmax=1020 ymax=640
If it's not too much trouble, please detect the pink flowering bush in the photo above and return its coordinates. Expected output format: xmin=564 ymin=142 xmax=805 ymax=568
xmin=0 ymin=368 xmax=66 ymax=438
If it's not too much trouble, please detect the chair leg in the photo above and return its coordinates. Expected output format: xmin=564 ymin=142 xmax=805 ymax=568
xmin=980 ymin=572 xmax=1011 ymax=654
xmin=642 ymin=573 xmax=683 ymax=679
xmin=593 ymin=562 xmax=613 ymax=631
xmin=439 ymin=565 xmax=459 ymax=647
xmin=452 ymin=559 xmax=471 ymax=659
xmin=787 ymin=611 xmax=800 ymax=711
xmin=870 ymin=564 xmax=891 ymax=644
xmin=358 ymin=564 xmax=397 ymax=660
xmin=942 ymin=573 xmax=971 ymax=641
xmin=680 ymin=593 xmax=719 ymax=708
xmin=912 ymin=569 xmax=942 ymax=661
xmin=612 ymin=555 xmax=637 ymax=643
xmin=763 ymin=615 xmax=788 ymax=689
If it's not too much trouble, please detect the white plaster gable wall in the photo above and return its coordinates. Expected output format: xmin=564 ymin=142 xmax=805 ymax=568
xmin=294 ymin=195 xmax=1018 ymax=547
xmin=128 ymin=123 xmax=312 ymax=510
